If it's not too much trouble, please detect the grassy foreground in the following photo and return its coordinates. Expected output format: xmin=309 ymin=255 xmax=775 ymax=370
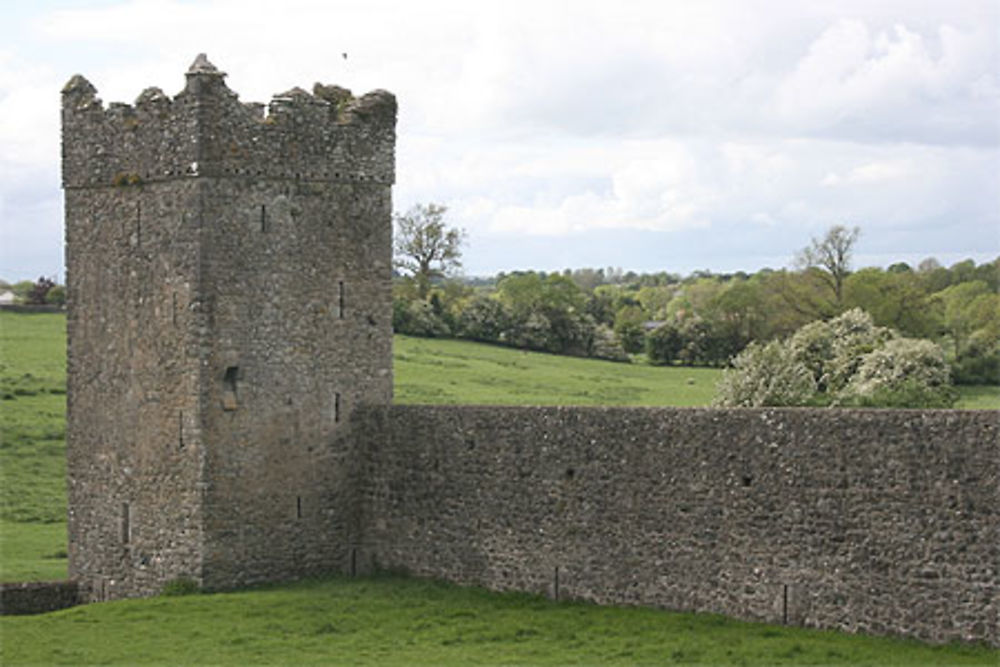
xmin=3 ymin=575 xmax=997 ymax=665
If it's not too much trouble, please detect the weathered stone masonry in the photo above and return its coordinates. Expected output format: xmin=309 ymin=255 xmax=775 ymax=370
xmin=63 ymin=58 xmax=998 ymax=647
xmin=357 ymin=406 xmax=998 ymax=647
xmin=63 ymin=55 xmax=394 ymax=599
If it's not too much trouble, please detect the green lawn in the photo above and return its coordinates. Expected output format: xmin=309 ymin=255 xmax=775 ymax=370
xmin=3 ymin=575 xmax=996 ymax=666
xmin=395 ymin=335 xmax=720 ymax=406
xmin=0 ymin=312 xmax=68 ymax=582
xmin=954 ymin=383 xmax=1000 ymax=409
xmin=1 ymin=311 xmax=997 ymax=664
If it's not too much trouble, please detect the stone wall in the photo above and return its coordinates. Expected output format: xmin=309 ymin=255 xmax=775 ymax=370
xmin=357 ymin=405 xmax=999 ymax=646
xmin=0 ymin=581 xmax=81 ymax=615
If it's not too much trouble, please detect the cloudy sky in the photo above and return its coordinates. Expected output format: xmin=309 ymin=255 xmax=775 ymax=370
xmin=1 ymin=0 xmax=997 ymax=280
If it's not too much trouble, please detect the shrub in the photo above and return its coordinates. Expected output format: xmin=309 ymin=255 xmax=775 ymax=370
xmin=455 ymin=295 xmax=510 ymax=343
xmin=393 ymin=300 xmax=451 ymax=337
xmin=161 ymin=577 xmax=201 ymax=596
xmin=823 ymin=308 xmax=895 ymax=392
xmin=952 ymin=331 xmax=1000 ymax=385
xmin=712 ymin=340 xmax=816 ymax=407
xmin=507 ymin=312 xmax=554 ymax=352
xmin=713 ymin=310 xmax=958 ymax=409
xmin=788 ymin=319 xmax=833 ymax=388
xmin=838 ymin=338 xmax=958 ymax=408
xmin=45 ymin=285 xmax=66 ymax=306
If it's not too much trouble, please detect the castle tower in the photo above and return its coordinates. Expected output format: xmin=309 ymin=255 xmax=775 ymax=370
xmin=62 ymin=55 xmax=396 ymax=599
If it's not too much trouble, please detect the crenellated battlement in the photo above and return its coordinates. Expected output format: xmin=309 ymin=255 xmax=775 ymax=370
xmin=61 ymin=54 xmax=396 ymax=189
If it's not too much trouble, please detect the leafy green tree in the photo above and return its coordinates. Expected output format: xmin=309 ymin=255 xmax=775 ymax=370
xmin=10 ymin=280 xmax=34 ymax=302
xmin=393 ymin=203 xmax=465 ymax=299
xmin=646 ymin=322 xmax=684 ymax=366
xmin=497 ymin=272 xmax=593 ymax=355
xmin=635 ymin=285 xmax=675 ymax=320
xmin=934 ymin=281 xmax=997 ymax=356
xmin=613 ymin=305 xmax=646 ymax=354
xmin=45 ymin=285 xmax=66 ymax=306
xmin=916 ymin=258 xmax=952 ymax=293
xmin=952 ymin=330 xmax=999 ymax=385
xmin=585 ymin=285 xmax=618 ymax=326
xmin=844 ymin=268 xmax=939 ymax=339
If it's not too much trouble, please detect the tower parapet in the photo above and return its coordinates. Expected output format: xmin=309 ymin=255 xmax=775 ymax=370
xmin=61 ymin=54 xmax=396 ymax=190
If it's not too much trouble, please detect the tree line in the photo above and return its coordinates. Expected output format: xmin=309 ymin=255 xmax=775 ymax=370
xmin=0 ymin=277 xmax=65 ymax=306
xmin=393 ymin=205 xmax=999 ymax=388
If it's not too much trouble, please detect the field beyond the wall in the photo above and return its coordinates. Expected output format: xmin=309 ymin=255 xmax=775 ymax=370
xmin=1 ymin=311 xmax=998 ymax=664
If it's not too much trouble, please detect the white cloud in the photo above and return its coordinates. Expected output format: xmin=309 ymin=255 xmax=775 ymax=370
xmin=775 ymin=19 xmax=999 ymax=144
xmin=823 ymin=159 xmax=914 ymax=186
xmin=1 ymin=0 xmax=997 ymax=279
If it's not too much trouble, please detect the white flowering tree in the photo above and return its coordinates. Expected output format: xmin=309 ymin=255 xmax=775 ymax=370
xmin=712 ymin=340 xmax=816 ymax=407
xmin=839 ymin=338 xmax=957 ymax=408
xmin=714 ymin=309 xmax=957 ymax=408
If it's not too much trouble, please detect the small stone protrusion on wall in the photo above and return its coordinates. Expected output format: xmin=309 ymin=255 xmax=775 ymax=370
xmin=187 ymin=53 xmax=221 ymax=75
xmin=61 ymin=74 xmax=99 ymax=109
xmin=135 ymin=86 xmax=170 ymax=109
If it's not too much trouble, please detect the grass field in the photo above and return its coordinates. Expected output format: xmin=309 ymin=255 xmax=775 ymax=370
xmin=3 ymin=575 xmax=997 ymax=665
xmin=395 ymin=335 xmax=720 ymax=406
xmin=0 ymin=312 xmax=68 ymax=582
xmin=1 ymin=311 xmax=997 ymax=664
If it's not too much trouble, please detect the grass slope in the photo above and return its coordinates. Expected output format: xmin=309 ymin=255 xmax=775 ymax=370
xmin=3 ymin=575 xmax=997 ymax=665
xmin=395 ymin=335 xmax=720 ymax=406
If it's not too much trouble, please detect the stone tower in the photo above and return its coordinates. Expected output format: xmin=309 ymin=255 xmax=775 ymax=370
xmin=62 ymin=55 xmax=395 ymax=599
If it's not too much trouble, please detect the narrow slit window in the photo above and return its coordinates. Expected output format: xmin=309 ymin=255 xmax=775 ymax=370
xmin=222 ymin=366 xmax=239 ymax=411
xmin=296 ymin=496 xmax=302 ymax=519
xmin=178 ymin=411 xmax=185 ymax=449
xmin=172 ymin=292 xmax=178 ymax=327
xmin=334 ymin=392 xmax=341 ymax=423
xmin=136 ymin=201 xmax=142 ymax=246
xmin=121 ymin=502 xmax=131 ymax=544
xmin=260 ymin=204 xmax=267 ymax=232
xmin=337 ymin=281 xmax=345 ymax=318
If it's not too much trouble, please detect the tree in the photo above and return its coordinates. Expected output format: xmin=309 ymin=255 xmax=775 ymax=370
xmin=796 ymin=224 xmax=860 ymax=306
xmin=645 ymin=322 xmax=684 ymax=366
xmin=713 ymin=308 xmax=956 ymax=408
xmin=26 ymin=277 xmax=56 ymax=306
xmin=393 ymin=203 xmax=465 ymax=299
xmin=712 ymin=340 xmax=816 ymax=407
xmin=613 ymin=305 xmax=646 ymax=354
xmin=45 ymin=284 xmax=67 ymax=306
xmin=839 ymin=338 xmax=957 ymax=408
xmin=843 ymin=268 xmax=939 ymax=338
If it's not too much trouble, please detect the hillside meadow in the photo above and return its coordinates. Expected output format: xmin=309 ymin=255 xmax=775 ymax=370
xmin=1 ymin=311 xmax=997 ymax=664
